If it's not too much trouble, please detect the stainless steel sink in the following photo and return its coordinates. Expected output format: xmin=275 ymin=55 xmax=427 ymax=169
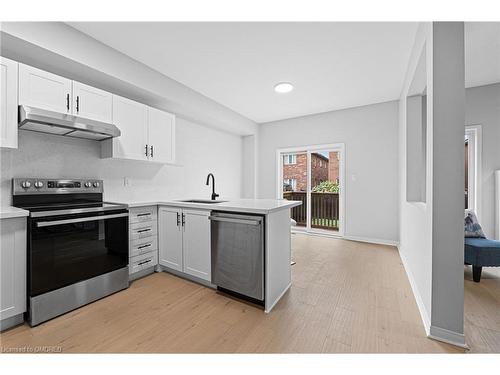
xmin=178 ymin=199 xmax=227 ymax=204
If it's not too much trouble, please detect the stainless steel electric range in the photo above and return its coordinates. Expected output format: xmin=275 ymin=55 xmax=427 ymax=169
xmin=12 ymin=178 xmax=129 ymax=326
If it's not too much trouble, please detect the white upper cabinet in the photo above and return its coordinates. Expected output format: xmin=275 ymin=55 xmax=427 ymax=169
xmin=147 ymin=107 xmax=176 ymax=164
xmin=102 ymin=96 xmax=176 ymax=164
xmin=19 ymin=63 xmax=72 ymax=114
xmin=0 ymin=57 xmax=18 ymax=149
xmin=102 ymin=95 xmax=148 ymax=161
xmin=72 ymin=81 xmax=112 ymax=122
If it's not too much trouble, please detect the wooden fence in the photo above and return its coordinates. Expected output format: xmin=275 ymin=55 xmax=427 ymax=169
xmin=283 ymin=191 xmax=339 ymax=230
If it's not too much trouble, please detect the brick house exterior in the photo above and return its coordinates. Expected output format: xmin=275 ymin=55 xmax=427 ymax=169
xmin=283 ymin=152 xmax=338 ymax=191
xmin=311 ymin=153 xmax=329 ymax=187
xmin=283 ymin=154 xmax=308 ymax=191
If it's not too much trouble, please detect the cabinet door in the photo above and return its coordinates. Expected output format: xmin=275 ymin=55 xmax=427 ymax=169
xmin=72 ymin=81 xmax=112 ymax=122
xmin=147 ymin=107 xmax=175 ymax=163
xmin=182 ymin=209 xmax=211 ymax=281
xmin=158 ymin=207 xmax=183 ymax=271
xmin=0 ymin=57 xmax=18 ymax=149
xmin=19 ymin=63 xmax=72 ymax=114
xmin=0 ymin=218 xmax=27 ymax=321
xmin=108 ymin=95 xmax=148 ymax=160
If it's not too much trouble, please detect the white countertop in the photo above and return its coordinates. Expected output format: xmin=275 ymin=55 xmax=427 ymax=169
xmin=110 ymin=198 xmax=302 ymax=215
xmin=0 ymin=206 xmax=29 ymax=219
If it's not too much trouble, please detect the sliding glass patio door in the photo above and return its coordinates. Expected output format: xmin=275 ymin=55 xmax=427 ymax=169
xmin=279 ymin=144 xmax=344 ymax=236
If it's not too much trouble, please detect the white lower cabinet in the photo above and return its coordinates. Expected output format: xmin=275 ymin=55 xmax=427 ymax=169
xmin=128 ymin=206 xmax=158 ymax=279
xmin=0 ymin=217 xmax=27 ymax=328
xmin=158 ymin=207 xmax=183 ymax=271
xmin=159 ymin=206 xmax=211 ymax=282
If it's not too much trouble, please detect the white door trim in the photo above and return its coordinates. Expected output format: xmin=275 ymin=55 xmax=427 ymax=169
xmin=465 ymin=124 xmax=482 ymax=222
xmin=276 ymin=142 xmax=346 ymax=238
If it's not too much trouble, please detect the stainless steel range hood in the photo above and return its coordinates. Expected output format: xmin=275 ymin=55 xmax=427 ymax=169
xmin=18 ymin=105 xmax=121 ymax=141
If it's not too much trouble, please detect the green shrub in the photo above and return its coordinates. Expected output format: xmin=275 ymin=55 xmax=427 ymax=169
xmin=312 ymin=180 xmax=339 ymax=193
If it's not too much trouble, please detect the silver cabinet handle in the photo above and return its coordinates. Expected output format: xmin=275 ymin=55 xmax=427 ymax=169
xmin=145 ymin=144 xmax=149 ymax=157
xmin=137 ymin=243 xmax=151 ymax=249
xmin=137 ymin=213 xmax=151 ymax=217
xmin=208 ymin=216 xmax=261 ymax=226
xmin=182 ymin=213 xmax=185 ymax=226
xmin=76 ymin=96 xmax=80 ymax=112
xmin=176 ymin=212 xmax=180 ymax=226
xmin=37 ymin=212 xmax=128 ymax=227
xmin=150 ymin=145 xmax=154 ymax=158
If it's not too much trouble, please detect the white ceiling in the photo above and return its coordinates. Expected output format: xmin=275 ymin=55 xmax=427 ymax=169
xmin=68 ymin=22 xmax=499 ymax=124
xmin=465 ymin=22 xmax=500 ymax=88
xmin=68 ymin=22 xmax=418 ymax=123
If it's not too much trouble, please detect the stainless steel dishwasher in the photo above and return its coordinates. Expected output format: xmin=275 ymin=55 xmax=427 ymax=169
xmin=209 ymin=211 xmax=265 ymax=302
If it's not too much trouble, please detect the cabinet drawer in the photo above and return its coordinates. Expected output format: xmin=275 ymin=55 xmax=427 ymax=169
xmin=129 ymin=206 xmax=157 ymax=224
xmin=129 ymin=221 xmax=157 ymax=240
xmin=130 ymin=237 xmax=158 ymax=258
xmin=129 ymin=252 xmax=158 ymax=275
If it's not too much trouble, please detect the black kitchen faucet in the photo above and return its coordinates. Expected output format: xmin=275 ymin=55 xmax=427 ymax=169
xmin=206 ymin=173 xmax=219 ymax=200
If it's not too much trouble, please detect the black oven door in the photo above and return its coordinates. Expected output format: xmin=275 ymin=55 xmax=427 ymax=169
xmin=29 ymin=210 xmax=129 ymax=297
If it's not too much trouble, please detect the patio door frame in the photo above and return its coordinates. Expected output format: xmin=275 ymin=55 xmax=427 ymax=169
xmin=276 ymin=142 xmax=345 ymax=238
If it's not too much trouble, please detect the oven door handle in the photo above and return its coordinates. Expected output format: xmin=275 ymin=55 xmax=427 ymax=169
xmin=36 ymin=212 xmax=129 ymax=227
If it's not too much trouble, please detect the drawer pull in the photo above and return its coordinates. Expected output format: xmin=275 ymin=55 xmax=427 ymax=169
xmin=138 ymin=259 xmax=152 ymax=266
xmin=137 ymin=228 xmax=152 ymax=233
xmin=137 ymin=213 xmax=151 ymax=217
xmin=137 ymin=243 xmax=152 ymax=249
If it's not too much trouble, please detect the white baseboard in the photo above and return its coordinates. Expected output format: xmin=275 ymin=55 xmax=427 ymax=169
xmin=398 ymin=245 xmax=431 ymax=335
xmin=344 ymin=235 xmax=399 ymax=247
xmin=398 ymin=246 xmax=468 ymax=349
xmin=429 ymin=325 xmax=468 ymax=349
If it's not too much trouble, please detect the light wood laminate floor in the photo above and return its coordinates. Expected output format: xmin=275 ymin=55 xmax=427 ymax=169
xmin=1 ymin=235 xmax=497 ymax=353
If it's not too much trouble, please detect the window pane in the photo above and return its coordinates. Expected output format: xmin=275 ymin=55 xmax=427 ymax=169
xmin=282 ymin=152 xmax=307 ymax=227
xmin=311 ymin=151 xmax=340 ymax=232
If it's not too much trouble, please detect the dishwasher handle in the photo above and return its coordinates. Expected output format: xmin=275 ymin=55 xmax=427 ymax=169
xmin=208 ymin=215 xmax=262 ymax=226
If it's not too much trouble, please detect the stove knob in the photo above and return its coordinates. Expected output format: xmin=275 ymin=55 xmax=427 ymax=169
xmin=84 ymin=182 xmax=92 ymax=188
xmin=21 ymin=180 xmax=32 ymax=189
xmin=93 ymin=181 xmax=100 ymax=188
xmin=34 ymin=181 xmax=44 ymax=189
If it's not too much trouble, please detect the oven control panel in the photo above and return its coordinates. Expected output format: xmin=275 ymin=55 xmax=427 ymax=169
xmin=13 ymin=178 xmax=104 ymax=195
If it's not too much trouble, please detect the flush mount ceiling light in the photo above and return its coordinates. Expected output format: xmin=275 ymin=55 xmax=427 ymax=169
xmin=274 ymin=82 xmax=294 ymax=93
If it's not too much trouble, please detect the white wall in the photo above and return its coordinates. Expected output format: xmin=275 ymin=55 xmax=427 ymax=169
xmin=465 ymin=83 xmax=500 ymax=239
xmin=0 ymin=118 xmax=243 ymax=205
xmin=242 ymin=134 xmax=257 ymax=199
xmin=398 ymin=25 xmax=434 ymax=334
xmin=257 ymin=100 xmax=399 ymax=244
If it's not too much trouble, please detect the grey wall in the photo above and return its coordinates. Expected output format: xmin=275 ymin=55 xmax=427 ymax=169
xmin=257 ymin=100 xmax=399 ymax=243
xmin=0 ymin=118 xmax=243 ymax=205
xmin=465 ymin=83 xmax=500 ymax=239
xmin=430 ymin=22 xmax=465 ymax=337
xmin=399 ymin=22 xmax=466 ymax=346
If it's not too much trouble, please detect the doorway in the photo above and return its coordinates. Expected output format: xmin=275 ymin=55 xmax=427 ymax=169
xmin=465 ymin=125 xmax=482 ymax=217
xmin=277 ymin=143 xmax=345 ymax=237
